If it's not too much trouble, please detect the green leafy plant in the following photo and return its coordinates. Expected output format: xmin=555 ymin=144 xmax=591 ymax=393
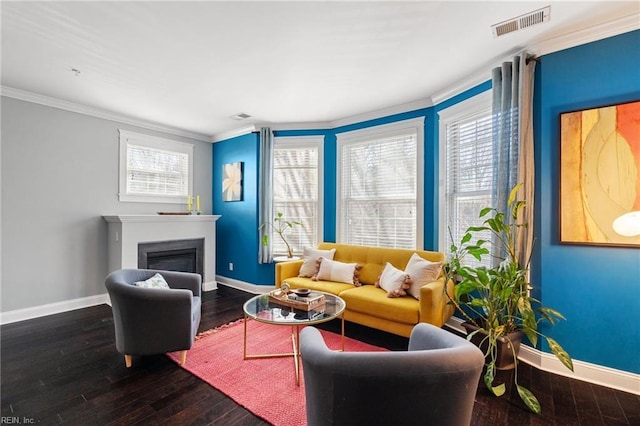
xmin=444 ymin=184 xmax=573 ymax=414
xmin=259 ymin=212 xmax=302 ymax=258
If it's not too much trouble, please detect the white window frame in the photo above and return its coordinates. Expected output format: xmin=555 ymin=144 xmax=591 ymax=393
xmin=336 ymin=117 xmax=424 ymax=249
xmin=118 ymin=129 xmax=194 ymax=204
xmin=438 ymin=90 xmax=492 ymax=260
xmin=273 ymin=135 xmax=324 ymax=256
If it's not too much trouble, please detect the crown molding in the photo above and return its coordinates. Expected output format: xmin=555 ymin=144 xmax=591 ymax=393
xmin=212 ymin=122 xmax=334 ymax=142
xmin=210 ymin=124 xmax=258 ymax=143
xmin=536 ymin=12 xmax=640 ymax=57
xmin=1 ymin=86 xmax=211 ymax=142
xmin=331 ymin=97 xmax=433 ymax=129
xmin=431 ymin=12 xmax=640 ymax=106
xmin=431 ymin=72 xmax=492 ymax=106
xmin=5 ymin=14 xmax=637 ymax=143
xmin=271 ymin=121 xmax=332 ymax=132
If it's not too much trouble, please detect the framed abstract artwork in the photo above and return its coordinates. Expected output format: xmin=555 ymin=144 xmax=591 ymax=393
xmin=222 ymin=162 xmax=243 ymax=202
xmin=559 ymin=99 xmax=640 ymax=247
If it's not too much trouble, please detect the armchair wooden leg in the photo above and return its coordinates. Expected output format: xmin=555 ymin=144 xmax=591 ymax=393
xmin=125 ymin=354 xmax=132 ymax=368
xmin=179 ymin=350 xmax=187 ymax=365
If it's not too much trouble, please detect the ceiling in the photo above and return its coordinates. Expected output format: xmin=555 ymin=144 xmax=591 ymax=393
xmin=1 ymin=1 xmax=638 ymax=141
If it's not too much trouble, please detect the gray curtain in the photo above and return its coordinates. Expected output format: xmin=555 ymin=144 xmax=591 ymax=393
xmin=491 ymin=53 xmax=536 ymax=267
xmin=516 ymin=55 xmax=536 ymax=271
xmin=258 ymin=127 xmax=274 ymax=264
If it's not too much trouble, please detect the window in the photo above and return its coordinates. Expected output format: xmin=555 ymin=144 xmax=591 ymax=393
xmin=337 ymin=118 xmax=424 ymax=249
xmin=272 ymin=136 xmax=324 ymax=256
xmin=439 ymin=91 xmax=492 ymax=267
xmin=119 ymin=130 xmax=193 ymax=203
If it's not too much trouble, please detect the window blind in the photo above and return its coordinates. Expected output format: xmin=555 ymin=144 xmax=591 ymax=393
xmin=339 ymin=129 xmax=418 ymax=249
xmin=118 ymin=129 xmax=193 ymax=203
xmin=273 ymin=141 xmax=321 ymax=255
xmin=127 ymin=144 xmax=189 ymax=196
xmin=443 ymin=106 xmax=493 ymax=267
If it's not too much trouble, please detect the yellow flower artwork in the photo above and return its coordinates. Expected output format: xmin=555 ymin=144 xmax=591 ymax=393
xmin=222 ymin=162 xmax=243 ymax=202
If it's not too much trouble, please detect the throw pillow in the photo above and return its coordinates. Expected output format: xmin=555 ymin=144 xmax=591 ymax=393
xmin=134 ymin=273 xmax=170 ymax=290
xmin=375 ymin=262 xmax=412 ymax=298
xmin=404 ymin=253 xmax=443 ymax=299
xmin=298 ymin=247 xmax=337 ymax=278
xmin=313 ymin=257 xmax=361 ymax=286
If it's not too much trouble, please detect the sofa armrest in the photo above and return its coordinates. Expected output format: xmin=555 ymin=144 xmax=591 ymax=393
xmin=275 ymin=260 xmax=304 ymax=288
xmin=418 ymin=278 xmax=455 ymax=327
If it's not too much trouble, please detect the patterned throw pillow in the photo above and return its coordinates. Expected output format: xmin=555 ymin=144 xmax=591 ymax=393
xmin=134 ymin=273 xmax=170 ymax=289
xmin=375 ymin=262 xmax=412 ymax=298
xmin=298 ymin=247 xmax=337 ymax=278
xmin=404 ymin=253 xmax=443 ymax=299
xmin=312 ymin=257 xmax=361 ymax=286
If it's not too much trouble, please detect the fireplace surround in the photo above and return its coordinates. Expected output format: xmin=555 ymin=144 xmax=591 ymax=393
xmin=103 ymin=214 xmax=220 ymax=291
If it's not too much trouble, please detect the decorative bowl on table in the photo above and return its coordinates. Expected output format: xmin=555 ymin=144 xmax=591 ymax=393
xmin=292 ymin=288 xmax=311 ymax=297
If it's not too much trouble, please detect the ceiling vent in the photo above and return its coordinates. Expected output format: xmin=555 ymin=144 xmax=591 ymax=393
xmin=230 ymin=112 xmax=251 ymax=121
xmin=492 ymin=6 xmax=550 ymax=38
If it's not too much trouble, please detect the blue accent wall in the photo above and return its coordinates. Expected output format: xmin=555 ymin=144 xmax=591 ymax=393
xmin=212 ymin=30 xmax=640 ymax=374
xmin=534 ymin=30 xmax=640 ymax=374
xmin=212 ymin=132 xmax=274 ymax=285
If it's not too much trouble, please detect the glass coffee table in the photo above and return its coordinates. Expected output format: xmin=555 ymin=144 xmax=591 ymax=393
xmin=242 ymin=290 xmax=346 ymax=385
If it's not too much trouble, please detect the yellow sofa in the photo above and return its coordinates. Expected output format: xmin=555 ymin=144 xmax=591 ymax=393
xmin=275 ymin=242 xmax=454 ymax=338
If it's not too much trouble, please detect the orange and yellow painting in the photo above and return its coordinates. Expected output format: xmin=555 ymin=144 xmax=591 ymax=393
xmin=560 ymin=100 xmax=640 ymax=247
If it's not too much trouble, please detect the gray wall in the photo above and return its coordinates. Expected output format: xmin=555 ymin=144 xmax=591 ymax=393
xmin=1 ymin=96 xmax=213 ymax=312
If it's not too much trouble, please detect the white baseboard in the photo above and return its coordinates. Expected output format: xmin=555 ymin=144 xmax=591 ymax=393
xmin=446 ymin=317 xmax=640 ymax=396
xmin=1 ymin=280 xmax=217 ymax=325
xmin=203 ymin=280 xmax=218 ymax=292
xmin=0 ymin=293 xmax=109 ymax=325
xmin=215 ymin=275 xmax=273 ymax=294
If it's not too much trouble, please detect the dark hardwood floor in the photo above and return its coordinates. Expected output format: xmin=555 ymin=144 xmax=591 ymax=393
xmin=2 ymin=286 xmax=638 ymax=425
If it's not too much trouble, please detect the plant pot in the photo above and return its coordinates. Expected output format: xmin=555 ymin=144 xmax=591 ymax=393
xmin=461 ymin=321 xmax=524 ymax=370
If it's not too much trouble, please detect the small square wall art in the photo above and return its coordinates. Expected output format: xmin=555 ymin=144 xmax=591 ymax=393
xmin=222 ymin=162 xmax=243 ymax=202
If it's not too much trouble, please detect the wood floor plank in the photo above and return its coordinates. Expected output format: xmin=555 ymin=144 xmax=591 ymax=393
xmin=2 ymin=285 xmax=638 ymax=425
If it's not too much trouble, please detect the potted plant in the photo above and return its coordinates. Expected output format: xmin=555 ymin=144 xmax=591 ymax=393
xmin=444 ymin=184 xmax=573 ymax=414
xmin=259 ymin=212 xmax=302 ymax=259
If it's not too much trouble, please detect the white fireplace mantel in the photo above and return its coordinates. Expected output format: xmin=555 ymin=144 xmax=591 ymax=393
xmin=103 ymin=214 xmax=221 ymax=291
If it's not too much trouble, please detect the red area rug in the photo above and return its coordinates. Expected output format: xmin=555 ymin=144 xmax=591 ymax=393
xmin=168 ymin=319 xmax=387 ymax=426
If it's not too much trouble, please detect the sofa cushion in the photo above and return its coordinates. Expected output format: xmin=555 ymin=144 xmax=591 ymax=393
xmin=375 ymin=262 xmax=411 ymax=298
xmin=283 ymin=277 xmax=354 ymax=296
xmin=404 ymin=253 xmax=443 ymax=299
xmin=340 ymin=286 xmax=419 ymax=325
xmin=313 ymin=258 xmax=361 ymax=286
xmin=299 ymin=247 xmax=336 ymax=278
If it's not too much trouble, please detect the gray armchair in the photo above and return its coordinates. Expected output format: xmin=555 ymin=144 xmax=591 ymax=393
xmin=300 ymin=322 xmax=484 ymax=426
xmin=105 ymin=269 xmax=202 ymax=367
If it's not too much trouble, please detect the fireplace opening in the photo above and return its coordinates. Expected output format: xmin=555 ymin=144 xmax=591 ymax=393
xmin=138 ymin=238 xmax=204 ymax=279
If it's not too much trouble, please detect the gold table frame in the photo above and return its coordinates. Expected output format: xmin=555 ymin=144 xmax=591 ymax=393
xmin=242 ymin=292 xmax=346 ymax=386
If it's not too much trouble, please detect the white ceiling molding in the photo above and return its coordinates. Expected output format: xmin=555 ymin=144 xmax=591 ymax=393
xmin=210 ymin=124 xmax=258 ymax=143
xmin=214 ymin=98 xmax=434 ymax=141
xmin=331 ymin=98 xmax=433 ymax=129
xmin=431 ymin=11 xmax=639 ymax=106
xmin=238 ymin=9 xmax=638 ymax=134
xmin=535 ymin=12 xmax=640 ymax=57
xmin=1 ymin=86 xmax=211 ymax=143
xmin=4 ymin=9 xmax=637 ymax=144
xmin=270 ymin=122 xmax=333 ymax=132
